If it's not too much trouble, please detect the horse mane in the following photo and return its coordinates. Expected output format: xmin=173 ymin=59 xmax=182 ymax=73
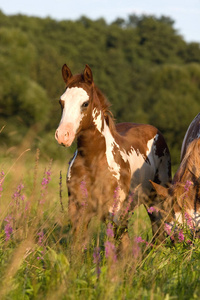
xmin=174 ymin=138 xmax=200 ymax=183
xmin=69 ymin=72 xmax=116 ymax=133
xmin=94 ymin=85 xmax=116 ymax=132
xmin=171 ymin=138 xmax=200 ymax=209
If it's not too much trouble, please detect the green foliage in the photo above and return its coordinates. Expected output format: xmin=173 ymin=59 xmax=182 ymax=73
xmin=0 ymin=10 xmax=200 ymax=164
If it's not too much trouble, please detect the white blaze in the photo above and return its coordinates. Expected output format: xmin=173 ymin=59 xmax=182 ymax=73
xmin=60 ymin=87 xmax=89 ymax=132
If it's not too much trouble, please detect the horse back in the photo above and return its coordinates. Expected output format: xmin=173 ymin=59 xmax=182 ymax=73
xmin=116 ymin=122 xmax=171 ymax=186
xmin=181 ymin=113 xmax=200 ymax=161
xmin=116 ymin=122 xmax=169 ymax=157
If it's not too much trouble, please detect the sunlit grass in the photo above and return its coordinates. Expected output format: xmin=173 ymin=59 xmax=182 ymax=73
xmin=0 ymin=148 xmax=200 ymax=299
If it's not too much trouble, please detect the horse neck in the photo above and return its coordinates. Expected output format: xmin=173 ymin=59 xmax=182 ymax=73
xmin=77 ymin=89 xmax=118 ymax=158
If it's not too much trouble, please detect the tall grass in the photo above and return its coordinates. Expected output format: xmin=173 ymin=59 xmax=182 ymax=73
xmin=0 ymin=149 xmax=200 ymax=300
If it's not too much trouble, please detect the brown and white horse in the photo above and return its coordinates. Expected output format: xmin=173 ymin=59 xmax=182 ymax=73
xmin=151 ymin=113 xmax=200 ymax=236
xmin=55 ymin=64 xmax=171 ymax=241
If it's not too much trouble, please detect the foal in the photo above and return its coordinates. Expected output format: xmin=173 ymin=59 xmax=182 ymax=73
xmin=55 ymin=64 xmax=171 ymax=242
xmin=151 ymin=113 xmax=200 ymax=236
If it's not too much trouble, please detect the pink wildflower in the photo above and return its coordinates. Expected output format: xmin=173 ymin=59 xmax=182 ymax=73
xmin=4 ymin=214 xmax=13 ymax=241
xmin=37 ymin=256 xmax=44 ymax=260
xmin=135 ymin=236 xmax=149 ymax=246
xmin=132 ymin=243 xmax=140 ymax=259
xmin=184 ymin=180 xmax=192 ymax=192
xmin=4 ymin=223 xmax=13 ymax=241
xmin=186 ymin=239 xmax=192 ymax=245
xmin=93 ymin=247 xmax=101 ymax=276
xmin=164 ymin=223 xmax=172 ymax=235
xmin=40 ymin=167 xmax=52 ymax=203
xmin=105 ymin=241 xmax=117 ymax=262
xmin=178 ymin=230 xmax=184 ymax=242
xmin=38 ymin=231 xmax=44 ymax=246
xmin=120 ymin=193 xmax=134 ymax=221
xmin=12 ymin=183 xmax=25 ymax=205
xmin=185 ymin=212 xmax=194 ymax=229
xmin=135 ymin=236 xmax=146 ymax=243
xmin=106 ymin=223 xmax=114 ymax=238
xmin=147 ymin=206 xmax=159 ymax=214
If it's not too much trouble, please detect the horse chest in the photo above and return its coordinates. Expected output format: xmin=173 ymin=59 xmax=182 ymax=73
xmin=67 ymin=149 xmax=116 ymax=186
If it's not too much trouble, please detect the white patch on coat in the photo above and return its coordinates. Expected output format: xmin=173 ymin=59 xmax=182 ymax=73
xmin=146 ymin=134 xmax=158 ymax=157
xmin=67 ymin=149 xmax=78 ymax=181
xmin=92 ymin=108 xmax=102 ymax=132
xmin=92 ymin=109 xmax=122 ymax=180
xmin=60 ymin=87 xmax=89 ymax=132
xmin=125 ymin=134 xmax=168 ymax=196
xmin=102 ymin=120 xmax=121 ymax=180
xmin=92 ymin=110 xmax=159 ymax=189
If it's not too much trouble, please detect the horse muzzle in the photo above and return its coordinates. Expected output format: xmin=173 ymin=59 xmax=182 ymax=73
xmin=55 ymin=123 xmax=75 ymax=147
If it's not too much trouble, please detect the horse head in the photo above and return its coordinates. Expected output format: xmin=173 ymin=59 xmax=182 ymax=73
xmin=55 ymin=64 xmax=96 ymax=147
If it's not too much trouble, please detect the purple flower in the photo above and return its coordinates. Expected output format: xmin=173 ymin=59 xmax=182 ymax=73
xmin=106 ymin=223 xmax=114 ymax=238
xmin=12 ymin=183 xmax=25 ymax=203
xmin=135 ymin=236 xmax=149 ymax=246
xmin=42 ymin=178 xmax=49 ymax=186
xmin=4 ymin=215 xmax=12 ymax=223
xmin=93 ymin=247 xmax=101 ymax=264
xmin=38 ymin=231 xmax=44 ymax=245
xmin=184 ymin=180 xmax=192 ymax=192
xmin=132 ymin=243 xmax=140 ymax=259
xmin=93 ymin=247 xmax=101 ymax=276
xmin=41 ymin=169 xmax=51 ymax=188
xmin=147 ymin=206 xmax=159 ymax=214
xmin=40 ymin=167 xmax=52 ymax=202
xmin=4 ymin=214 xmax=13 ymax=241
xmin=4 ymin=223 xmax=13 ymax=241
xmin=37 ymin=256 xmax=44 ymax=260
xmin=178 ymin=230 xmax=184 ymax=242
xmin=120 ymin=193 xmax=134 ymax=221
xmin=186 ymin=239 xmax=192 ymax=245
xmin=164 ymin=223 xmax=172 ymax=235
xmin=105 ymin=241 xmax=117 ymax=262
xmin=185 ymin=212 xmax=194 ymax=229
xmin=135 ymin=236 xmax=146 ymax=244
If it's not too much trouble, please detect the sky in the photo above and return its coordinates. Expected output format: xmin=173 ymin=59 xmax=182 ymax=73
xmin=0 ymin=0 xmax=200 ymax=43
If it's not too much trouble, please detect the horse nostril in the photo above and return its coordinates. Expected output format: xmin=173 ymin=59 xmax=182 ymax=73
xmin=65 ymin=132 xmax=69 ymax=138
xmin=55 ymin=130 xmax=59 ymax=140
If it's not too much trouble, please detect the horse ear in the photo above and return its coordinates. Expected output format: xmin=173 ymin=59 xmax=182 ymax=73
xmin=83 ymin=64 xmax=93 ymax=84
xmin=149 ymin=180 xmax=169 ymax=199
xmin=62 ymin=64 xmax=72 ymax=84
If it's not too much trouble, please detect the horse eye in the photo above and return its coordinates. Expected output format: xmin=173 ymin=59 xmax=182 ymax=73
xmin=82 ymin=101 xmax=89 ymax=108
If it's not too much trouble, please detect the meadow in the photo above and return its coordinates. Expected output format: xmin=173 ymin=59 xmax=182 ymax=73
xmin=0 ymin=142 xmax=200 ymax=300
xmin=1 ymin=11 xmax=200 ymax=299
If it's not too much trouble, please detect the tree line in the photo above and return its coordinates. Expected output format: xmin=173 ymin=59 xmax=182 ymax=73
xmin=0 ymin=10 xmax=200 ymax=165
